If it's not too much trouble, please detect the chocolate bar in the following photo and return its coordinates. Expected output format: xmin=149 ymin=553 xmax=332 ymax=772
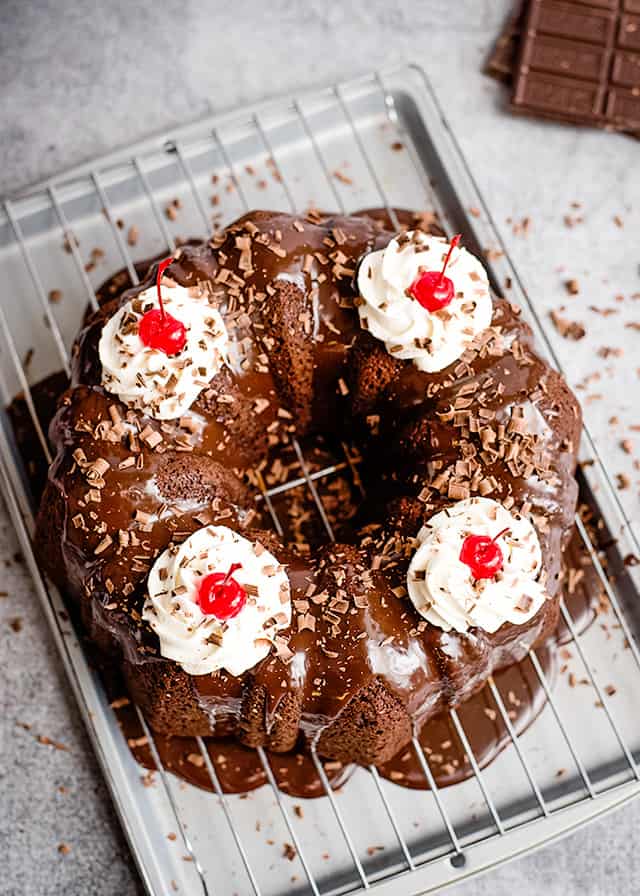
xmin=511 ymin=0 xmax=640 ymax=134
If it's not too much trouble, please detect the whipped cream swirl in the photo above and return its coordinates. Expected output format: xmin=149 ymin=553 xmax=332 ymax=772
xmin=143 ymin=525 xmax=291 ymax=676
xmin=357 ymin=231 xmax=492 ymax=372
xmin=99 ymin=280 xmax=228 ymax=420
xmin=407 ymin=497 xmax=547 ymax=634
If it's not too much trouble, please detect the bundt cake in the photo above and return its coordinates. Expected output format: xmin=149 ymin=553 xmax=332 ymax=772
xmin=35 ymin=208 xmax=582 ymax=770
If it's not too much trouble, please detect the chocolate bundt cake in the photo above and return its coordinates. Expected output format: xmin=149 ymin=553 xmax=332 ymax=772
xmin=36 ymin=209 xmax=581 ymax=768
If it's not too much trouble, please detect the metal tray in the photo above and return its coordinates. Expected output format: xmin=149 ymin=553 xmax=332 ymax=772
xmin=1 ymin=64 xmax=639 ymax=896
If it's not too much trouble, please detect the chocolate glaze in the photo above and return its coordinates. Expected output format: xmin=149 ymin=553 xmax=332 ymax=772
xmin=378 ymin=647 xmax=555 ymax=789
xmin=112 ymin=650 xmax=551 ymax=796
xmin=116 ymin=700 xmax=354 ymax=798
xmin=114 ymin=642 xmax=559 ymax=795
xmin=30 ymin=208 xmax=586 ymax=785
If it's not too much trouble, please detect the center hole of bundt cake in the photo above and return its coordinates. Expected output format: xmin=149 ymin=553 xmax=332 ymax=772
xmin=258 ymin=434 xmax=367 ymax=551
xmin=153 ymin=434 xmax=370 ymax=551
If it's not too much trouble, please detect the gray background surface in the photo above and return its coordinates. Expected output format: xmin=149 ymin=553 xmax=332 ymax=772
xmin=2 ymin=1 xmax=639 ymax=894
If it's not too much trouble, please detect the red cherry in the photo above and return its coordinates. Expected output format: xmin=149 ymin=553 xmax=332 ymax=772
xmin=138 ymin=308 xmax=187 ymax=354
xmin=138 ymin=256 xmax=187 ymax=355
xmin=197 ymin=562 xmax=246 ymax=620
xmin=460 ymin=527 xmax=510 ymax=580
xmin=409 ymin=270 xmax=455 ymax=311
xmin=408 ymin=234 xmax=461 ymax=312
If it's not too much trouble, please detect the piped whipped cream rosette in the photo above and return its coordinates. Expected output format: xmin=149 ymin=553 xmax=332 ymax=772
xmin=357 ymin=231 xmax=492 ymax=373
xmin=99 ymin=280 xmax=228 ymax=420
xmin=143 ymin=525 xmax=291 ymax=676
xmin=407 ymin=497 xmax=548 ymax=634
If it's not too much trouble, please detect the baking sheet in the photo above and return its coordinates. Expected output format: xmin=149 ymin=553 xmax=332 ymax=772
xmin=0 ymin=64 xmax=639 ymax=896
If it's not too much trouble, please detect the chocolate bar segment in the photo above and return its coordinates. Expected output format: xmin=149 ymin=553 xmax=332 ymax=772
xmin=533 ymin=2 xmax=616 ymax=45
xmin=619 ymin=13 xmax=640 ymax=49
xmin=485 ymin=2 xmax=528 ymax=83
xmin=612 ymin=49 xmax=640 ymax=84
xmin=524 ymin=36 xmax=610 ymax=81
xmin=512 ymin=0 xmax=640 ymax=133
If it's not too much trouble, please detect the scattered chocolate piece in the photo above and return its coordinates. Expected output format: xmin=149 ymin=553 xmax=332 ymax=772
xmin=84 ymin=247 xmax=105 ymax=273
xmin=333 ymin=169 xmax=353 ymax=185
xmin=36 ymin=734 xmax=69 ymax=752
xmin=283 ymin=842 xmax=297 ymax=861
xmin=62 ymin=234 xmax=79 ymax=253
xmin=186 ymin=753 xmax=205 ymax=768
xmin=109 ymin=696 xmax=130 ymax=709
xmin=166 ymin=200 xmax=181 ymax=221
xmin=564 ymin=279 xmax=579 ymax=296
xmin=550 ymin=310 xmax=585 ymax=341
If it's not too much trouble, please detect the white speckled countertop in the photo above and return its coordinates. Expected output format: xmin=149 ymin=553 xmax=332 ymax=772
xmin=1 ymin=1 xmax=639 ymax=894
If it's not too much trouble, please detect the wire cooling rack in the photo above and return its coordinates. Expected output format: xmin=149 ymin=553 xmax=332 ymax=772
xmin=1 ymin=65 xmax=640 ymax=896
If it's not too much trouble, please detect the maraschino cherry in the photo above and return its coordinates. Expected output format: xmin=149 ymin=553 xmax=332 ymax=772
xmin=460 ymin=527 xmax=510 ymax=580
xmin=408 ymin=234 xmax=461 ymax=312
xmin=138 ymin=256 xmax=187 ymax=355
xmin=197 ymin=562 xmax=247 ymax=620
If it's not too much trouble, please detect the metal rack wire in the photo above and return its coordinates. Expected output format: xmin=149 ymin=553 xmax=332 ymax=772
xmin=1 ymin=66 xmax=640 ymax=895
